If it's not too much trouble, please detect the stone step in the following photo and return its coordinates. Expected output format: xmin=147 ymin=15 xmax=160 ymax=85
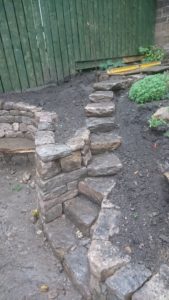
xmin=64 ymin=195 xmax=99 ymax=237
xmin=43 ymin=216 xmax=92 ymax=299
xmin=87 ymin=152 xmax=122 ymax=177
xmin=85 ymin=102 xmax=115 ymax=117
xmin=89 ymin=91 xmax=114 ymax=103
xmin=43 ymin=216 xmax=78 ymax=261
xmin=90 ymin=132 xmax=122 ymax=154
xmin=86 ymin=117 xmax=116 ymax=133
xmin=63 ymin=246 xmax=91 ymax=300
xmin=78 ymin=177 xmax=116 ymax=206
xmin=93 ymin=77 xmax=134 ymax=91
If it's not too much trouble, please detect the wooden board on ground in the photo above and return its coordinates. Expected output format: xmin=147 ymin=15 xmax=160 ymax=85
xmin=0 ymin=138 xmax=35 ymax=154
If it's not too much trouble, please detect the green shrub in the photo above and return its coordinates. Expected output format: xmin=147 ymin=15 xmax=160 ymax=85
xmin=138 ymin=46 xmax=165 ymax=62
xmin=148 ymin=117 xmax=167 ymax=128
xmin=129 ymin=74 xmax=169 ymax=104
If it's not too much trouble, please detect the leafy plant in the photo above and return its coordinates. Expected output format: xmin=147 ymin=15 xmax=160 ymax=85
xmin=139 ymin=46 xmax=165 ymax=62
xmin=148 ymin=117 xmax=167 ymax=128
xmin=99 ymin=59 xmax=125 ymax=71
xmin=129 ymin=74 xmax=169 ymax=104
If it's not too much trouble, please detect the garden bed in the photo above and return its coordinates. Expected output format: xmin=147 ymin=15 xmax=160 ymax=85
xmin=112 ymin=92 xmax=169 ymax=271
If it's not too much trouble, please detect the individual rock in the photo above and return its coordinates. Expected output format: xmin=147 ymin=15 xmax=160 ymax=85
xmin=91 ymin=132 xmax=122 ymax=154
xmin=89 ymin=91 xmax=114 ymax=102
xmin=37 ymin=184 xmax=67 ymax=203
xmin=19 ymin=123 xmax=28 ymax=132
xmin=164 ymin=171 xmax=169 ymax=183
xmin=85 ymin=102 xmax=115 ymax=117
xmin=36 ymin=157 xmax=61 ymax=180
xmin=92 ymin=208 xmax=121 ymax=240
xmin=37 ymin=167 xmax=87 ymax=192
xmin=60 ymin=151 xmax=82 ymax=172
xmin=35 ymin=131 xmax=55 ymax=146
xmin=43 ymin=216 xmax=78 ymax=260
xmin=153 ymin=106 xmax=169 ymax=122
xmin=12 ymin=122 xmax=19 ymax=131
xmin=78 ymin=177 xmax=116 ymax=205
xmin=22 ymin=171 xmax=31 ymax=183
xmin=64 ymin=195 xmax=99 ymax=237
xmin=36 ymin=144 xmax=72 ymax=162
xmin=63 ymin=246 xmax=91 ymax=299
xmin=106 ymin=264 xmax=152 ymax=300
xmin=93 ymin=77 xmax=134 ymax=91
xmin=87 ymin=152 xmax=122 ymax=176
xmin=86 ymin=117 xmax=116 ymax=133
xmin=132 ymin=264 xmax=169 ymax=300
xmin=41 ymin=203 xmax=62 ymax=223
xmin=82 ymin=149 xmax=92 ymax=166
xmin=88 ymin=240 xmax=130 ymax=281
xmin=67 ymin=128 xmax=90 ymax=151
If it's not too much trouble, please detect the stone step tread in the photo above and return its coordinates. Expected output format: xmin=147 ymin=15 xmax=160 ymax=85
xmin=93 ymin=77 xmax=133 ymax=91
xmin=87 ymin=152 xmax=122 ymax=177
xmin=63 ymin=246 xmax=91 ymax=300
xmin=64 ymin=195 xmax=99 ymax=237
xmin=85 ymin=102 xmax=115 ymax=117
xmin=43 ymin=216 xmax=78 ymax=260
xmin=86 ymin=117 xmax=116 ymax=133
xmin=91 ymin=132 xmax=122 ymax=154
xmin=0 ymin=137 xmax=35 ymax=153
xmin=78 ymin=177 xmax=116 ymax=205
xmin=43 ymin=217 xmax=92 ymax=299
xmin=89 ymin=91 xmax=114 ymax=102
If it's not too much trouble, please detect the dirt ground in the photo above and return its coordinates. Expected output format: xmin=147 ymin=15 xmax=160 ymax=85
xmin=112 ymin=92 xmax=169 ymax=272
xmin=0 ymin=160 xmax=81 ymax=300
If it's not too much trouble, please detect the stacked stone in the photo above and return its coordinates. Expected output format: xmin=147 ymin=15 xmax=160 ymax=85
xmin=36 ymin=127 xmax=91 ymax=223
xmin=0 ymin=100 xmax=42 ymax=139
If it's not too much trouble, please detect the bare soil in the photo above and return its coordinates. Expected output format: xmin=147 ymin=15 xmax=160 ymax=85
xmin=112 ymin=92 xmax=169 ymax=272
xmin=0 ymin=160 xmax=81 ymax=300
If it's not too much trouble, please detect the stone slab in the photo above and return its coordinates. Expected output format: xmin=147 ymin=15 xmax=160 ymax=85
xmin=106 ymin=264 xmax=152 ymax=300
xmin=91 ymin=132 xmax=122 ymax=154
xmin=88 ymin=240 xmax=130 ymax=281
xmin=43 ymin=216 xmax=78 ymax=260
xmin=64 ymin=195 xmax=99 ymax=237
xmin=35 ymin=130 xmax=55 ymax=146
xmin=89 ymin=91 xmax=114 ymax=102
xmin=36 ymin=144 xmax=72 ymax=162
xmin=153 ymin=106 xmax=169 ymax=122
xmin=60 ymin=151 xmax=82 ymax=172
xmin=63 ymin=246 xmax=91 ymax=300
xmin=78 ymin=177 xmax=116 ymax=205
xmin=36 ymin=157 xmax=61 ymax=180
xmin=86 ymin=117 xmax=116 ymax=133
xmin=85 ymin=102 xmax=115 ymax=117
xmin=67 ymin=128 xmax=90 ymax=151
xmin=93 ymin=78 xmax=134 ymax=91
xmin=41 ymin=203 xmax=62 ymax=223
xmin=132 ymin=264 xmax=169 ymax=300
xmin=87 ymin=152 xmax=122 ymax=176
xmin=0 ymin=137 xmax=35 ymax=153
xmin=142 ymin=65 xmax=169 ymax=74
xmin=92 ymin=208 xmax=121 ymax=240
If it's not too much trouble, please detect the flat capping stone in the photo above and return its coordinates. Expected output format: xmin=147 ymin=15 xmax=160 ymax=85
xmin=36 ymin=143 xmax=72 ymax=162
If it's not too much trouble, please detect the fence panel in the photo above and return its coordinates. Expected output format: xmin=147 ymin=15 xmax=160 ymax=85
xmin=0 ymin=0 xmax=156 ymax=92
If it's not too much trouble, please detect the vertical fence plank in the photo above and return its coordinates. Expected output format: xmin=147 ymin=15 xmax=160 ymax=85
xmin=13 ymin=0 xmax=37 ymax=88
xmin=40 ymin=0 xmax=57 ymax=81
xmin=76 ymin=0 xmax=86 ymax=60
xmin=0 ymin=0 xmax=21 ymax=91
xmin=54 ymin=0 xmax=70 ymax=78
xmin=0 ymin=33 xmax=13 ymax=91
xmin=47 ymin=0 xmax=64 ymax=81
xmin=31 ymin=0 xmax=51 ymax=83
xmin=69 ymin=0 xmax=80 ymax=63
xmin=21 ymin=0 xmax=43 ymax=86
xmin=62 ymin=0 xmax=75 ymax=75
xmin=3 ymin=0 xmax=29 ymax=90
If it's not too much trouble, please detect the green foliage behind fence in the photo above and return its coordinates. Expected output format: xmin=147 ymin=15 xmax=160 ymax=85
xmin=0 ymin=0 xmax=156 ymax=92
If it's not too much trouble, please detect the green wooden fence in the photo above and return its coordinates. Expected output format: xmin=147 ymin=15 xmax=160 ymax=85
xmin=0 ymin=0 xmax=156 ymax=92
